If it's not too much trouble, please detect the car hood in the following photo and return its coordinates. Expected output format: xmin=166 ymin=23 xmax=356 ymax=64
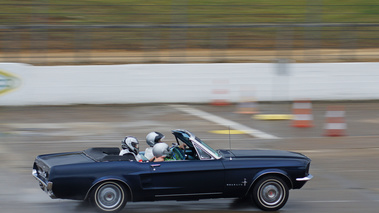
xmin=221 ymin=149 xmax=309 ymax=160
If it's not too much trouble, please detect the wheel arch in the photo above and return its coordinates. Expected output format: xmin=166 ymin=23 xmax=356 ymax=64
xmin=85 ymin=178 xmax=133 ymax=202
xmin=246 ymin=170 xmax=293 ymax=196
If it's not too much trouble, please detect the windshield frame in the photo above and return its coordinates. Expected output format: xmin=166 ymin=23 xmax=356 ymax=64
xmin=172 ymin=129 xmax=222 ymax=160
xmin=192 ymin=136 xmax=221 ymax=160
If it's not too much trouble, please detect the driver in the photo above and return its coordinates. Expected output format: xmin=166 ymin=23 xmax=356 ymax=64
xmin=119 ymin=136 xmax=142 ymax=162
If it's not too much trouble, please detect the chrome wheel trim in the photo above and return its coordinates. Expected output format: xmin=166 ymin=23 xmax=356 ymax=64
xmin=95 ymin=183 xmax=124 ymax=211
xmin=258 ymin=179 xmax=285 ymax=208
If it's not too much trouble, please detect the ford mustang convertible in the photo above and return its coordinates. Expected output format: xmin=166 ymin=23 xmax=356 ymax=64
xmin=32 ymin=129 xmax=312 ymax=212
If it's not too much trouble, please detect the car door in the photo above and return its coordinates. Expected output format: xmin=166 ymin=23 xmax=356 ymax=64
xmin=149 ymin=159 xmax=225 ymax=199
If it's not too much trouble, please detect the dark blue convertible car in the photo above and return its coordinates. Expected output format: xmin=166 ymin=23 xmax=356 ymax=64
xmin=33 ymin=129 xmax=312 ymax=212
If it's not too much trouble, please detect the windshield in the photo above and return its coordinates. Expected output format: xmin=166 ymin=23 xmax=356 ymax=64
xmin=195 ymin=137 xmax=221 ymax=158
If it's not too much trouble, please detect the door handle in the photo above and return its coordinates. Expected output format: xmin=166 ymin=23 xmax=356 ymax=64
xmin=150 ymin=164 xmax=161 ymax=171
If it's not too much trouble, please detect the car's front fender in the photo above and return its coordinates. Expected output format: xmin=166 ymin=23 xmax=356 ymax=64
xmin=245 ymin=169 xmax=293 ymax=196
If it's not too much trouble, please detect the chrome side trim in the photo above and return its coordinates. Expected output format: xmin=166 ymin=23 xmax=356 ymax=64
xmin=155 ymin=192 xmax=223 ymax=198
xmin=296 ymin=174 xmax=313 ymax=181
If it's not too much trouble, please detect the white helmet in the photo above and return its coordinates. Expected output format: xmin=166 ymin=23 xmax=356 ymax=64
xmin=121 ymin=136 xmax=139 ymax=155
xmin=152 ymin=143 xmax=171 ymax=158
xmin=146 ymin=131 xmax=165 ymax=147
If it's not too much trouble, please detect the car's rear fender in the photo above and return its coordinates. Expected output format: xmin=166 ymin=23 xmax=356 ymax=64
xmin=246 ymin=169 xmax=293 ymax=196
xmin=85 ymin=177 xmax=133 ymax=201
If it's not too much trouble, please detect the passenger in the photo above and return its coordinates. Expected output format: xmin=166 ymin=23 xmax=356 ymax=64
xmin=152 ymin=142 xmax=172 ymax=162
xmin=145 ymin=131 xmax=165 ymax=161
xmin=119 ymin=136 xmax=142 ymax=162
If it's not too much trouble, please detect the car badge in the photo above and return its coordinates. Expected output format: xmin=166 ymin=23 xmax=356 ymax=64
xmin=0 ymin=70 xmax=21 ymax=96
xmin=227 ymin=178 xmax=248 ymax=187
xmin=242 ymin=178 xmax=247 ymax=186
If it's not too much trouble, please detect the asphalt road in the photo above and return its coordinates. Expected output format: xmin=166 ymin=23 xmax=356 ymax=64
xmin=0 ymin=102 xmax=378 ymax=213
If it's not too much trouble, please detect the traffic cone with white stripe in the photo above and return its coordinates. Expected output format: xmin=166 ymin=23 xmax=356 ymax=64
xmin=235 ymin=87 xmax=259 ymax=114
xmin=292 ymin=100 xmax=313 ymax=128
xmin=235 ymin=100 xmax=259 ymax=114
xmin=324 ymin=106 xmax=346 ymax=137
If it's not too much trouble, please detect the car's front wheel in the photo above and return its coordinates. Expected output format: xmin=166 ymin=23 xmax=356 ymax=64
xmin=91 ymin=181 xmax=127 ymax=212
xmin=251 ymin=176 xmax=289 ymax=211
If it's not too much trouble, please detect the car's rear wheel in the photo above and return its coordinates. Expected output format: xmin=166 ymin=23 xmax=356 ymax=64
xmin=251 ymin=176 xmax=289 ymax=211
xmin=92 ymin=181 xmax=127 ymax=212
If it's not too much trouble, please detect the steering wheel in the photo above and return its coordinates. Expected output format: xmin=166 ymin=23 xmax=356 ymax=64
xmin=170 ymin=143 xmax=179 ymax=150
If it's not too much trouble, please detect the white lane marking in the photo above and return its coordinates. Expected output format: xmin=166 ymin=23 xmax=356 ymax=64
xmin=170 ymin=105 xmax=280 ymax=139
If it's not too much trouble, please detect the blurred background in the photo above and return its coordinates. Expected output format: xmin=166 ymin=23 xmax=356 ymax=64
xmin=0 ymin=0 xmax=378 ymax=65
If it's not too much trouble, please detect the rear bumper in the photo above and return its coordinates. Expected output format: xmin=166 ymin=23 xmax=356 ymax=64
xmin=32 ymin=169 xmax=56 ymax=199
xmin=296 ymin=174 xmax=313 ymax=182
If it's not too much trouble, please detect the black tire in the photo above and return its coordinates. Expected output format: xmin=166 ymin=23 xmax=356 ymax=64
xmin=92 ymin=181 xmax=127 ymax=212
xmin=251 ymin=176 xmax=289 ymax=211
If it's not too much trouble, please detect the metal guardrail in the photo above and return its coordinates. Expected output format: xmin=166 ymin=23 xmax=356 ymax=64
xmin=0 ymin=2 xmax=378 ymax=65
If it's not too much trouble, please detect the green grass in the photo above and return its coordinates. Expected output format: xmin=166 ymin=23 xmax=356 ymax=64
xmin=1 ymin=0 xmax=378 ymax=25
xmin=0 ymin=1 xmax=378 ymax=51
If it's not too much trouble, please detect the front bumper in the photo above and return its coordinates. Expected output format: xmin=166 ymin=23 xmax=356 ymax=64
xmin=292 ymin=174 xmax=313 ymax=189
xmin=296 ymin=174 xmax=313 ymax=182
xmin=32 ymin=169 xmax=56 ymax=199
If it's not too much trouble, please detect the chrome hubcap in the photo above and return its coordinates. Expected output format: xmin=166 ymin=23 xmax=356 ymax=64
xmin=260 ymin=181 xmax=284 ymax=206
xmin=97 ymin=184 xmax=122 ymax=209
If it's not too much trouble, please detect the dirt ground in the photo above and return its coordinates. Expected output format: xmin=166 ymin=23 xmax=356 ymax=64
xmin=1 ymin=48 xmax=378 ymax=65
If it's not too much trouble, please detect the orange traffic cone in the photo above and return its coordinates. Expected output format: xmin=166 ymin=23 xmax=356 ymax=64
xmin=292 ymin=100 xmax=313 ymax=128
xmin=235 ymin=100 xmax=259 ymax=114
xmin=324 ymin=106 xmax=346 ymax=137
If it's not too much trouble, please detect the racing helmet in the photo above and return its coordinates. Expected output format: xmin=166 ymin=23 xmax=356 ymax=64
xmin=121 ymin=136 xmax=139 ymax=155
xmin=146 ymin=131 xmax=165 ymax=147
xmin=152 ymin=143 xmax=171 ymax=158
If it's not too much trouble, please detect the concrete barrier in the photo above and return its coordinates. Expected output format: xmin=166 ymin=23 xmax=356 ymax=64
xmin=0 ymin=62 xmax=378 ymax=106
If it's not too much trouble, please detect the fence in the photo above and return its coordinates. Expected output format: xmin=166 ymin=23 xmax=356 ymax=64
xmin=0 ymin=2 xmax=378 ymax=65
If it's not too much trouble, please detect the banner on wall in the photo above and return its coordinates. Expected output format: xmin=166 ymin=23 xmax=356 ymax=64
xmin=0 ymin=69 xmax=21 ymax=96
